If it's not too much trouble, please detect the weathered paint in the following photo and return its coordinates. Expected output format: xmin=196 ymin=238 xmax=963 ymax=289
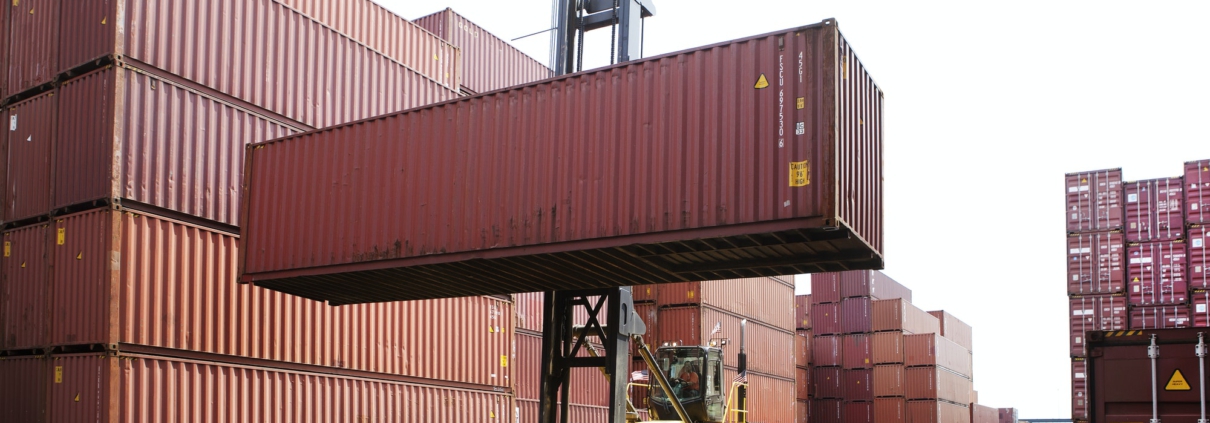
xmin=7 ymin=0 xmax=58 ymax=94
xmin=1 ymin=223 xmax=48 ymax=350
xmin=4 ymin=91 xmax=55 ymax=222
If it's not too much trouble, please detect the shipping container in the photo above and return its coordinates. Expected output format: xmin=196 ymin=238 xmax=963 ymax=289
xmin=516 ymin=399 xmax=611 ymax=423
xmin=1193 ymin=290 xmax=1210 ymax=327
xmin=514 ymin=331 xmax=541 ymax=400
xmin=998 ymin=408 xmax=1018 ymax=423
xmin=925 ymin=310 xmax=973 ymax=352
xmin=656 ymin=305 xmax=794 ymax=378
xmin=722 ymin=368 xmax=796 ymax=423
xmin=796 ymin=367 xmax=811 ymax=400
xmin=46 ymin=208 xmax=512 ymax=387
xmin=873 ymin=299 xmax=941 ymax=335
xmin=634 ymin=302 xmax=659 ymax=353
xmin=814 ymin=366 xmax=844 ymax=399
xmin=1067 ymin=231 xmax=1126 ymax=295
xmin=0 ymin=355 xmax=47 ymax=422
xmin=654 ymin=277 xmax=795 ymax=329
xmin=0 ymin=1 xmax=8 ymax=100
xmin=1069 ymin=295 xmax=1127 ymax=357
xmin=903 ymin=333 xmax=972 ymax=378
xmin=4 ymin=91 xmax=55 ymax=222
xmin=633 ymin=284 xmax=659 ymax=303
xmin=907 ymin=400 xmax=970 ymax=423
xmin=796 ymin=330 xmax=812 ymax=368
xmin=813 ymin=335 xmax=842 ymax=367
xmin=970 ymin=404 xmax=997 ymax=423
xmin=845 ymin=401 xmax=873 ymax=423
xmin=1191 ymin=225 xmax=1208 ymax=290
xmin=514 ymin=291 xmax=544 ymax=333
xmin=1072 ymin=358 xmax=1087 ymax=421
xmin=835 ymin=269 xmax=912 ymax=301
xmin=844 ymin=368 xmax=873 ymax=401
xmin=1124 ymin=177 xmax=1184 ymax=242
xmin=843 ymin=333 xmax=873 ymax=369
xmin=875 ymin=397 xmax=907 ymax=423
xmin=49 ymin=352 xmax=514 ymax=423
xmin=873 ymin=364 xmax=904 ymax=397
xmin=1066 ymin=168 xmax=1124 ymax=233
xmin=1129 ymin=305 xmax=1190 ymax=329
xmin=7 ymin=0 xmax=58 ymax=95
xmin=904 ymin=366 xmax=971 ymax=405
xmin=1127 ymin=240 xmax=1188 ymax=306
xmin=52 ymin=65 xmax=303 ymax=225
xmin=872 ymin=331 xmax=905 ymax=364
xmin=1 ymin=223 xmax=48 ymax=350
xmin=239 ymin=20 xmax=886 ymax=304
xmin=814 ymin=398 xmax=844 ymax=423
xmin=841 ymin=297 xmax=873 ymax=334
xmin=813 ymin=274 xmax=842 ymax=305
xmin=1188 ymin=160 xmax=1210 ymax=225
xmin=796 ymin=294 xmax=812 ymax=329
xmin=414 ymin=8 xmax=552 ymax=94
xmin=814 ymin=302 xmax=843 ymax=335
xmin=798 ymin=400 xmax=812 ymax=423
xmin=1081 ymin=329 xmax=1210 ymax=422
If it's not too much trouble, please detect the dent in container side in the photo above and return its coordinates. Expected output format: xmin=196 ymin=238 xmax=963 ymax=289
xmin=1 ymin=223 xmax=48 ymax=350
xmin=1066 ymin=168 xmax=1124 ymax=232
xmin=1188 ymin=160 xmax=1210 ymax=225
xmin=1066 ymin=231 xmax=1126 ymax=295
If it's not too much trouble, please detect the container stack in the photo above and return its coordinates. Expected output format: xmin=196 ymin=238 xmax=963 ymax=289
xmin=414 ymin=8 xmax=554 ymax=95
xmin=796 ymin=294 xmax=813 ymax=421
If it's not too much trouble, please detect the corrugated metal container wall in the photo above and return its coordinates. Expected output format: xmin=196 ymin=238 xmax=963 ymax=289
xmin=50 ymin=352 xmax=514 ymax=423
xmin=634 ymin=302 xmax=658 ymax=353
xmin=926 ymin=310 xmax=973 ymax=352
xmin=514 ymin=331 xmax=541 ymax=400
xmin=1191 ymin=225 xmax=1208 ymax=290
xmin=796 ymin=367 xmax=810 ymax=400
xmin=842 ymin=333 xmax=872 ymax=369
xmin=514 ymin=291 xmax=543 ymax=333
xmin=0 ymin=1 xmax=8 ymax=100
xmin=970 ymin=404 xmax=998 ymax=423
xmin=1 ymin=223 xmax=48 ymax=350
xmin=1130 ymin=305 xmax=1190 ymax=329
xmin=5 ymin=91 xmax=55 ymax=222
xmin=721 ymin=368 xmax=795 ymax=423
xmin=845 ymin=401 xmax=873 ymax=423
xmin=1066 ymin=231 xmax=1126 ymax=295
xmin=798 ymin=400 xmax=811 ymax=423
xmin=813 ymin=366 xmax=843 ymax=399
xmin=1127 ymin=240 xmax=1188 ymax=305
xmin=1071 ymin=358 xmax=1087 ymax=420
xmin=813 ymin=398 xmax=844 ymax=423
xmin=836 ymin=270 xmax=912 ymax=301
xmin=414 ymin=8 xmax=552 ymax=94
xmin=53 ymin=65 xmax=303 ymax=223
xmin=1188 ymin=160 xmax=1210 ymax=225
xmin=841 ymin=297 xmax=872 ymax=334
xmin=655 ymin=277 xmax=795 ymax=329
xmin=633 ymin=284 xmax=659 ymax=302
xmin=872 ymin=331 xmax=904 ymax=364
xmin=0 ymin=355 xmax=47 ymax=422
xmin=49 ymin=208 xmax=513 ymax=386
xmin=1124 ymin=177 xmax=1184 ymax=242
xmin=1068 ymin=295 xmax=1127 ymax=356
xmin=795 ymin=330 xmax=811 ymax=367
xmin=874 ymin=397 xmax=906 ymax=423
xmin=813 ymin=274 xmax=842 ymax=304
xmin=873 ymin=364 xmax=904 ymax=397
xmin=813 ymin=335 xmax=842 ymax=367
xmin=873 ymin=299 xmax=940 ymax=334
xmin=998 ymin=408 xmax=1018 ymax=423
xmin=796 ymin=294 xmax=811 ymax=329
xmin=1193 ymin=290 xmax=1210 ymax=327
xmin=516 ymin=399 xmax=612 ymax=423
xmin=1066 ymin=168 xmax=1124 ymax=232
xmin=907 ymin=400 xmax=970 ymax=423
xmin=904 ymin=366 xmax=971 ymax=404
xmin=903 ymin=334 xmax=972 ymax=378
xmin=7 ymin=0 xmax=58 ymax=95
xmin=656 ymin=306 xmax=794 ymax=378
xmin=813 ymin=302 xmax=842 ymax=335
xmin=843 ymin=368 xmax=873 ymax=401
xmin=239 ymin=21 xmax=886 ymax=304
xmin=56 ymin=0 xmax=112 ymax=74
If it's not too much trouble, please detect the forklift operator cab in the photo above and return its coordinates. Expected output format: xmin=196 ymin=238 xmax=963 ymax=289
xmin=649 ymin=346 xmax=726 ymax=422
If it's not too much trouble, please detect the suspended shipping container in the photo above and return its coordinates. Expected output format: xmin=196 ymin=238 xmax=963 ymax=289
xmin=1123 ymin=177 xmax=1184 ymax=242
xmin=1066 ymin=230 xmax=1126 ymax=295
xmin=1127 ymin=240 xmax=1188 ymax=306
xmin=414 ymin=8 xmax=552 ymax=94
xmin=1066 ymin=168 xmax=1124 ymax=233
xmin=655 ymin=277 xmax=795 ymax=329
xmin=1 ymin=223 xmax=48 ymax=350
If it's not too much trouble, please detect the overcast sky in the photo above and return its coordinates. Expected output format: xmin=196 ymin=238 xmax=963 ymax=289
xmin=379 ymin=1 xmax=1210 ymax=418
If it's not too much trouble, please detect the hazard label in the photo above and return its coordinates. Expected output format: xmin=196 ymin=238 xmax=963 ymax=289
xmin=1166 ymin=369 xmax=1191 ymax=391
xmin=790 ymin=160 xmax=810 ymax=187
xmin=754 ymin=74 xmax=770 ymax=89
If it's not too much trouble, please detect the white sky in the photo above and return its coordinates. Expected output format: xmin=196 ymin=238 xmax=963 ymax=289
xmin=380 ymin=1 xmax=1210 ymax=418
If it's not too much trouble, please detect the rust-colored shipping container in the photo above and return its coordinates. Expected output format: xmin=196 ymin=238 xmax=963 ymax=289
xmin=1067 ymin=231 xmax=1126 ymax=295
xmin=970 ymin=404 xmax=997 ymax=423
xmin=655 ymin=277 xmax=795 ymax=329
xmin=514 ymin=331 xmax=541 ymax=400
xmin=796 ymin=294 xmax=812 ymax=329
xmin=904 ymin=366 xmax=971 ymax=404
xmin=875 ymin=397 xmax=907 ymax=423
xmin=926 ymin=311 xmax=972 ymax=352
xmin=656 ymin=305 xmax=794 ymax=378
xmin=1193 ymin=290 xmax=1210 ymax=327
xmin=873 ymin=299 xmax=941 ymax=335
xmin=843 ymin=333 xmax=872 ymax=369
xmin=795 ymin=330 xmax=812 ymax=367
xmin=47 ymin=208 xmax=513 ymax=387
xmin=813 ymin=274 xmax=842 ymax=304
xmin=872 ymin=331 xmax=905 ymax=364
xmin=1071 ymin=358 xmax=1086 ymax=421
xmin=998 ymin=407 xmax=1018 ymax=423
xmin=57 ymin=0 xmax=457 ymax=130
xmin=516 ymin=399 xmax=611 ymax=423
xmin=0 ymin=355 xmax=47 ymax=422
xmin=814 ymin=366 xmax=844 ymax=399
xmin=798 ymin=400 xmax=812 ymax=423
xmin=514 ymin=291 xmax=544 ymax=333
xmin=841 ymin=297 xmax=873 ymax=334
xmin=1066 ymin=168 xmax=1124 ymax=232
xmin=633 ymin=284 xmax=659 ymax=303
xmin=0 ymin=1 xmax=8 ymax=100
xmin=1127 ymin=240 xmax=1188 ymax=306
xmin=4 ymin=91 xmax=55 ymax=222
xmin=907 ymin=400 xmax=970 ymax=423
xmin=835 ymin=269 xmax=912 ymax=301
xmin=1190 ymin=225 xmax=1208 ymax=290
xmin=796 ymin=367 xmax=811 ymax=400
xmin=1 ymin=223 xmax=48 ymax=350
xmin=634 ymin=302 xmax=659 ymax=352
xmin=53 ymin=65 xmax=303 ymax=225
xmin=904 ymin=333 xmax=972 ymax=378
xmin=813 ymin=335 xmax=842 ymax=367
xmin=1124 ymin=177 xmax=1184 ymax=242
xmin=844 ymin=368 xmax=873 ymax=401
xmin=1129 ymin=305 xmax=1190 ymax=329
xmin=415 ymin=8 xmax=552 ymax=94
xmin=873 ymin=364 xmax=904 ymax=397
xmin=722 ymin=368 xmax=796 ymax=423
xmin=49 ymin=352 xmax=514 ymax=423
xmin=7 ymin=0 xmax=58 ymax=95
xmin=1188 ymin=160 xmax=1210 ymax=225
xmin=814 ymin=302 xmax=842 ymax=335
xmin=845 ymin=401 xmax=873 ymax=423
xmin=813 ymin=398 xmax=844 ymax=423
xmin=239 ymin=20 xmax=886 ymax=304
xmin=1068 ymin=294 xmax=1127 ymax=356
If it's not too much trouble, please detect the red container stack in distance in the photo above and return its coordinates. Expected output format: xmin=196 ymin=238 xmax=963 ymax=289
xmin=1124 ymin=177 xmax=1185 ymax=242
xmin=1067 ymin=231 xmax=1126 ymax=295
xmin=1188 ymin=160 xmax=1210 ymax=225
xmin=1069 ymin=295 xmax=1128 ymax=356
xmin=1127 ymin=240 xmax=1188 ymax=306
xmin=1067 ymin=169 xmax=1125 ymax=233
xmin=1191 ymin=226 xmax=1209 ymax=290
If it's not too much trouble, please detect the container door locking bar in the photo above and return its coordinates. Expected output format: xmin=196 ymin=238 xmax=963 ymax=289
xmin=1198 ymin=332 xmax=1207 ymax=423
xmin=1150 ymin=334 xmax=1161 ymax=423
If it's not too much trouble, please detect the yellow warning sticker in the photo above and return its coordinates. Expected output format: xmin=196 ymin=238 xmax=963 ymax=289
xmin=687 ymin=291 xmax=695 ymax=299
xmin=74 ymin=393 xmax=80 ymax=402
xmin=3 ymin=241 xmax=9 ymax=257
xmin=796 ymin=98 xmax=805 ymax=110
xmin=76 ymin=252 xmax=82 ymax=260
xmin=55 ymin=366 xmax=63 ymax=383
xmin=1166 ymin=369 xmax=1191 ymax=391
xmin=57 ymin=228 xmax=65 ymax=245
xmin=500 ymin=355 xmax=508 ymax=368
xmin=754 ymin=74 xmax=769 ymax=89
xmin=790 ymin=160 xmax=810 ymax=187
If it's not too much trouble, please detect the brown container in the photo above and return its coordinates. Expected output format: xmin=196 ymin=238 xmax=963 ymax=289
xmin=907 ymin=400 xmax=970 ymax=423
xmin=998 ymin=408 xmax=1018 ymax=423
xmin=813 ymin=398 xmax=844 ymax=423
xmin=49 ymin=351 xmax=514 ymax=423
xmin=873 ymin=364 xmax=904 ymax=397
xmin=0 ymin=355 xmax=47 ymax=422
xmin=872 ymin=331 xmax=905 ymax=364
xmin=516 ymin=399 xmax=611 ymax=423
xmin=874 ymin=397 xmax=907 ymax=423
xmin=904 ymin=366 xmax=971 ymax=404
xmin=926 ymin=310 xmax=973 ymax=352
xmin=0 ymin=1 xmax=8 ymax=99
xmin=1193 ymin=289 xmax=1210 ymax=327
xmin=1068 ymin=294 xmax=1127 ymax=357
xmin=1071 ymin=358 xmax=1086 ymax=420
xmin=841 ymin=297 xmax=872 ymax=334
xmin=239 ymin=20 xmax=886 ymax=304
xmin=813 ymin=302 xmax=842 ymax=335
xmin=1191 ymin=226 xmax=1208 ymax=290
xmin=1124 ymin=177 xmax=1184 ymax=242
xmin=813 ymin=335 xmax=842 ymax=367
xmin=414 ymin=8 xmax=552 ymax=94
xmin=7 ymin=0 xmax=58 ymax=95
xmin=1066 ymin=231 xmax=1127 ymax=295
xmin=514 ymin=331 xmax=541 ymax=400
xmin=634 ymin=302 xmax=659 ymax=352
xmin=798 ymin=400 xmax=812 ymax=423
xmin=1127 ymin=240 xmax=1188 ymax=306
xmin=721 ymin=368 xmax=796 ymax=423
xmin=836 ymin=270 xmax=912 ymax=301
xmin=844 ymin=368 xmax=873 ymax=401
xmin=654 ymin=277 xmax=795 ymax=329
xmin=1188 ymin=160 xmax=1210 ymax=225
xmin=873 ymin=299 xmax=941 ymax=335
xmin=48 ymin=208 xmax=513 ymax=387
xmin=1130 ymin=305 xmax=1191 ymax=329
xmin=843 ymin=333 xmax=873 ymax=369
xmin=514 ymin=291 xmax=544 ymax=333
xmin=2 ymin=223 xmax=48 ymax=350
xmin=904 ymin=333 xmax=972 ymax=378
xmin=970 ymin=404 xmax=997 ymax=423
xmin=633 ymin=284 xmax=659 ymax=303
xmin=4 ymin=91 xmax=55 ymax=222
xmin=796 ymin=294 xmax=812 ymax=329
xmin=845 ymin=401 xmax=873 ymax=423
xmin=53 ymin=65 xmax=302 ymax=225
xmin=656 ymin=305 xmax=794 ymax=378
xmin=1066 ymin=168 xmax=1124 ymax=232
xmin=813 ymin=274 xmax=842 ymax=304
xmin=796 ymin=367 xmax=811 ymax=400
xmin=795 ymin=330 xmax=812 ymax=367
xmin=813 ymin=366 xmax=844 ymax=399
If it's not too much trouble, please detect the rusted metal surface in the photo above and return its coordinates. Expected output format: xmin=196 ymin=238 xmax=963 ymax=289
xmin=1127 ymin=240 xmax=1188 ymax=305
xmin=872 ymin=331 xmax=905 ymax=364
xmin=836 ymin=270 xmax=912 ymax=301
xmin=240 ymin=20 xmax=886 ymax=304
xmin=904 ymin=366 xmax=971 ymax=404
xmin=844 ymin=368 xmax=873 ymax=401
xmin=1071 ymin=358 xmax=1086 ymax=420
xmin=795 ymin=329 xmax=811 ymax=367
xmin=7 ymin=0 xmax=58 ymax=95
xmin=970 ymin=404 xmax=997 ymax=423
xmin=1066 ymin=168 xmax=1124 ymax=232
xmin=907 ymin=400 xmax=969 ymax=423
xmin=1 ymin=223 xmax=48 ymax=350
xmin=656 ymin=305 xmax=794 ymax=378
xmin=874 ymin=397 xmax=906 ymax=423
xmin=655 ymin=277 xmax=795 ymax=329
xmin=1191 ymin=225 xmax=1208 ymax=290
xmin=813 ymin=366 xmax=843 ymax=399
xmin=414 ymin=8 xmax=552 ymax=94
xmin=903 ymin=333 xmax=971 ymax=378
xmin=4 ymin=91 xmax=55 ymax=222
xmin=1067 ymin=231 xmax=1126 ymax=295
xmin=873 ymin=364 xmax=904 ymax=397
xmin=926 ymin=310 xmax=973 ymax=352
xmin=1188 ymin=160 xmax=1210 ymax=225
xmin=842 ymin=333 xmax=872 ymax=369
xmin=0 ymin=355 xmax=46 ymax=422
xmin=1124 ymin=177 xmax=1185 ymax=242
xmin=1068 ymin=295 xmax=1127 ymax=357
xmin=1129 ymin=305 xmax=1190 ymax=329
xmin=796 ymin=294 xmax=811 ymax=329
xmin=813 ymin=302 xmax=842 ymax=335
xmin=812 ymin=273 xmax=842 ymax=304
xmin=841 ymin=297 xmax=872 ymax=334
xmin=844 ymin=401 xmax=873 ymax=423
xmin=813 ymin=334 xmax=842 ymax=367
xmin=873 ymin=299 xmax=940 ymax=334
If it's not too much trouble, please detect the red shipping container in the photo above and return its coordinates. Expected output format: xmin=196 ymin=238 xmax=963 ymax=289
xmin=905 ymin=366 xmax=971 ymax=404
xmin=517 ymin=399 xmax=612 ymax=423
xmin=634 ymin=302 xmax=659 ymax=354
xmin=843 ymin=333 xmax=873 ymax=369
xmin=1130 ymin=305 xmax=1190 ymax=329
xmin=0 ymin=355 xmax=46 ymax=422
xmin=844 ymin=368 xmax=873 ymax=401
xmin=0 ymin=2 xmax=8 ymax=100
xmin=998 ymin=408 xmax=1018 ymax=423
xmin=1193 ymin=290 xmax=1210 ymax=327
xmin=1071 ymin=358 xmax=1087 ymax=421
xmin=813 ymin=274 xmax=842 ymax=304
xmin=836 ymin=269 xmax=913 ymax=301
xmin=813 ymin=335 xmax=842 ymax=367
xmin=414 ymin=8 xmax=552 ymax=94
xmin=514 ymin=331 xmax=542 ymax=400
xmin=1191 ymin=225 xmax=1208 ymax=289
xmin=514 ymin=291 xmax=544 ymax=333
xmin=798 ymin=400 xmax=812 ymax=423
xmin=907 ymin=400 xmax=970 ymax=423
xmin=1 ymin=223 xmax=48 ymax=350
xmin=925 ymin=310 xmax=973 ymax=352
xmin=845 ymin=401 xmax=873 ymax=423
xmin=873 ymin=364 xmax=904 ymax=397
xmin=814 ymin=366 xmax=844 ymax=399
xmin=7 ymin=0 xmax=58 ymax=94
xmin=797 ymin=367 xmax=811 ymax=400
xmin=814 ymin=302 xmax=843 ymax=335
xmin=1069 ymin=295 xmax=1128 ymax=357
xmin=1188 ymin=160 xmax=1210 ymax=225
xmin=873 ymin=299 xmax=941 ymax=335
xmin=1066 ymin=231 xmax=1126 ymax=295
xmin=795 ymin=330 xmax=812 ymax=367
xmin=4 ymin=91 xmax=55 ymax=222
xmin=1066 ymin=168 xmax=1124 ymax=232
xmin=1127 ymin=240 xmax=1188 ymax=305
xmin=872 ymin=331 xmax=905 ymax=364
xmin=970 ymin=404 xmax=997 ymax=423
xmin=814 ymin=398 xmax=845 ymax=423
xmin=904 ymin=333 xmax=972 ymax=378
xmin=657 ymin=305 xmax=794 ymax=378
xmin=1124 ymin=177 xmax=1184 ymax=242
xmin=796 ymin=294 xmax=812 ymax=329
xmin=654 ymin=277 xmax=795 ymax=329
xmin=721 ymin=368 xmax=797 ymax=423
xmin=875 ymin=397 xmax=907 ymax=423
xmin=633 ymin=284 xmax=659 ymax=303
xmin=841 ymin=297 xmax=873 ymax=334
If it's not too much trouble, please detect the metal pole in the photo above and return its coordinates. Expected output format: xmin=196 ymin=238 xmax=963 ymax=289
xmin=1198 ymin=332 xmax=1207 ymax=423
xmin=1150 ymin=334 xmax=1161 ymax=423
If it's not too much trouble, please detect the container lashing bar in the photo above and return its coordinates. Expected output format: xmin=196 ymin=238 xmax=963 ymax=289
xmin=1150 ymin=334 xmax=1161 ymax=423
xmin=1198 ymin=332 xmax=1207 ymax=423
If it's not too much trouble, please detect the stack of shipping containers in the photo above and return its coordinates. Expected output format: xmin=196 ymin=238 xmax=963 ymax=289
xmin=796 ymin=294 xmax=813 ymax=421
